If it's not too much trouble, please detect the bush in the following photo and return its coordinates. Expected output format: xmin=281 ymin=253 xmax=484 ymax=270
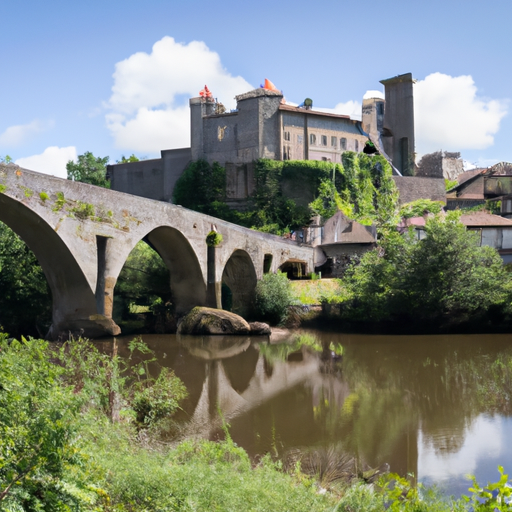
xmin=255 ymin=271 xmax=293 ymax=324
xmin=338 ymin=211 xmax=512 ymax=324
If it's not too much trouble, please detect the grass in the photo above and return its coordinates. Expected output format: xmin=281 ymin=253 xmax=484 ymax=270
xmin=290 ymin=278 xmax=342 ymax=305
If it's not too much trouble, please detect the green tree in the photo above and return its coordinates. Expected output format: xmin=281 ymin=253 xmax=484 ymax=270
xmin=255 ymin=271 xmax=293 ymax=325
xmin=0 ymin=221 xmax=52 ymax=337
xmin=0 ymin=336 xmax=83 ymax=508
xmin=114 ymin=241 xmax=173 ymax=332
xmin=0 ymin=155 xmax=12 ymax=163
xmin=173 ymin=159 xmax=226 ymax=216
xmin=117 ymin=154 xmax=140 ymax=163
xmin=341 ymin=211 xmax=512 ymax=323
xmin=66 ymin=151 xmax=110 ymax=188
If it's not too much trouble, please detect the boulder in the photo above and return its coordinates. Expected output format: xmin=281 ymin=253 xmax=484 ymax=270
xmin=178 ymin=307 xmax=250 ymax=335
xmin=249 ymin=322 xmax=271 ymax=335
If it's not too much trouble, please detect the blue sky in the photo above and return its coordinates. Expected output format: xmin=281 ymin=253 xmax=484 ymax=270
xmin=1 ymin=0 xmax=511 ymax=177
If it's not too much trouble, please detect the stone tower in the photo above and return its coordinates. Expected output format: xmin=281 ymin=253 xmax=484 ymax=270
xmin=379 ymin=73 xmax=415 ymax=176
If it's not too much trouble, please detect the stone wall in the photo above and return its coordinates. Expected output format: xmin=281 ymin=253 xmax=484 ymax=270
xmin=108 ymin=148 xmax=191 ymax=203
xmin=392 ymin=176 xmax=446 ymax=204
xmin=416 ymin=151 xmax=463 ymax=180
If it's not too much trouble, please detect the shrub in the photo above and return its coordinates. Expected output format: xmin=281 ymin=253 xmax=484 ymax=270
xmin=255 ymin=271 xmax=293 ymax=324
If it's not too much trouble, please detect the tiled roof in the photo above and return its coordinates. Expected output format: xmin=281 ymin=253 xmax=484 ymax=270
xmin=460 ymin=212 xmax=512 ymax=227
xmin=279 ymin=103 xmax=352 ymax=120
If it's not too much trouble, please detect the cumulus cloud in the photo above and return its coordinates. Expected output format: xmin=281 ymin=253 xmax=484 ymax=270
xmin=415 ymin=73 xmax=508 ymax=154
xmin=15 ymin=146 xmax=77 ymax=179
xmin=105 ymin=36 xmax=253 ymax=153
xmin=363 ymin=90 xmax=384 ymax=100
xmin=0 ymin=119 xmax=54 ymax=147
xmin=314 ymin=100 xmax=362 ymax=120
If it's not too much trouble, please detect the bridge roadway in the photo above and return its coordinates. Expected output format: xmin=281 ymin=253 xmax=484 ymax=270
xmin=0 ymin=163 xmax=316 ymax=339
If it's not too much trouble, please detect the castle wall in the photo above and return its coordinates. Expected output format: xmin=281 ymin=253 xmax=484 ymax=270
xmin=392 ymin=176 xmax=446 ymax=204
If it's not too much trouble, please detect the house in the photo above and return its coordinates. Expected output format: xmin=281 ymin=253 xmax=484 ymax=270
xmin=309 ymin=211 xmax=377 ymax=277
xmin=399 ymin=211 xmax=512 ymax=263
xmin=446 ymin=162 xmax=512 ymax=211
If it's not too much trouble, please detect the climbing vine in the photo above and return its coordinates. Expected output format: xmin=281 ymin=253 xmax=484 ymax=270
xmin=172 ymin=154 xmax=399 ymax=235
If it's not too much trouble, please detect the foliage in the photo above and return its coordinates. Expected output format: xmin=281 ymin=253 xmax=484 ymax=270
xmin=66 ymin=151 xmax=110 ymax=188
xmin=445 ymin=178 xmax=458 ymax=191
xmin=336 ymin=211 xmax=512 ymax=323
xmin=114 ymin=240 xmax=172 ymax=331
xmin=0 ymin=221 xmax=52 ymax=337
xmin=206 ymin=230 xmax=223 ymax=246
xmin=400 ymin=199 xmax=444 ymax=218
xmin=0 ymin=335 xmax=335 ymax=511
xmin=0 ymin=155 xmax=12 ymax=163
xmin=117 ymin=154 xmax=140 ymax=163
xmin=172 ymin=155 xmax=399 ymax=236
xmin=173 ymin=159 xmax=226 ymax=216
xmin=0 ymin=336 xmax=88 ymax=509
xmin=463 ymin=465 xmax=512 ymax=511
xmin=127 ymin=338 xmax=187 ymax=426
xmin=255 ymin=271 xmax=293 ymax=324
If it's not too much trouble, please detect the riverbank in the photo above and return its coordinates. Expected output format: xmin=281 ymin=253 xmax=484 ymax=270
xmin=289 ymin=279 xmax=512 ymax=335
xmin=3 ymin=333 xmax=504 ymax=511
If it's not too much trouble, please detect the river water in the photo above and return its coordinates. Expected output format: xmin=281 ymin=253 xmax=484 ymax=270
xmin=105 ymin=330 xmax=512 ymax=498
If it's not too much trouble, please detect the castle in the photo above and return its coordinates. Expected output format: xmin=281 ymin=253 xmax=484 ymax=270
xmin=107 ymin=73 xmax=444 ymax=205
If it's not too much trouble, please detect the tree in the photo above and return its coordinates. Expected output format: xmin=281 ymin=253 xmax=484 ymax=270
xmin=341 ymin=211 xmax=512 ymax=324
xmin=255 ymin=271 xmax=293 ymax=325
xmin=117 ymin=154 xmax=140 ymax=163
xmin=113 ymin=241 xmax=174 ymax=332
xmin=0 ymin=155 xmax=12 ymax=163
xmin=0 ymin=337 xmax=82 ymax=508
xmin=66 ymin=151 xmax=110 ymax=188
xmin=172 ymin=159 xmax=226 ymax=216
xmin=0 ymin=222 xmax=52 ymax=337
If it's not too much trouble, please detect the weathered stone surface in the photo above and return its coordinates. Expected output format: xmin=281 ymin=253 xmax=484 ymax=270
xmin=0 ymin=164 xmax=314 ymax=339
xmin=249 ymin=322 xmax=271 ymax=335
xmin=178 ymin=307 xmax=250 ymax=335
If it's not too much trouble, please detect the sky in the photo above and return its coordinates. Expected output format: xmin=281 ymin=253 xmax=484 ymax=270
xmin=1 ymin=0 xmax=511 ymax=178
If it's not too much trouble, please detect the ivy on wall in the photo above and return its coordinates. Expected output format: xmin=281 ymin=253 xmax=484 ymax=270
xmin=172 ymin=153 xmax=400 ymax=235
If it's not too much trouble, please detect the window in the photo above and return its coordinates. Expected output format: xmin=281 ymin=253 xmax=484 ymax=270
xmin=297 ymin=135 xmax=303 ymax=144
xmin=310 ymin=134 xmax=316 ymax=145
xmin=340 ymin=137 xmax=347 ymax=150
xmin=284 ymin=131 xmax=291 ymax=141
xmin=377 ymin=102 xmax=384 ymax=115
xmin=283 ymin=146 xmax=291 ymax=160
xmin=355 ymin=140 xmax=359 ymax=152
xmin=321 ymin=135 xmax=327 ymax=146
xmin=331 ymin=136 xmax=337 ymax=147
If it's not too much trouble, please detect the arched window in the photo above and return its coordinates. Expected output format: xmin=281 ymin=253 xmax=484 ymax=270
xmin=340 ymin=137 xmax=347 ymax=150
xmin=310 ymin=134 xmax=316 ymax=145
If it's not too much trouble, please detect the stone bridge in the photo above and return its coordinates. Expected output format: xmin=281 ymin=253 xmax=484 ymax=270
xmin=0 ymin=163 xmax=315 ymax=339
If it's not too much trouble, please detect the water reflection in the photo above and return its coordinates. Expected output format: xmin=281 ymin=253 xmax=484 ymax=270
xmin=106 ymin=331 xmax=512 ymax=496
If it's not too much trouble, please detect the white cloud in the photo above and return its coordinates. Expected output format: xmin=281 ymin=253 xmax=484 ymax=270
xmin=0 ymin=119 xmax=54 ymax=147
xmin=415 ymin=73 xmax=508 ymax=154
xmin=363 ymin=90 xmax=384 ymax=100
xmin=105 ymin=36 xmax=253 ymax=153
xmin=314 ymin=100 xmax=362 ymax=120
xmin=15 ymin=146 xmax=77 ymax=179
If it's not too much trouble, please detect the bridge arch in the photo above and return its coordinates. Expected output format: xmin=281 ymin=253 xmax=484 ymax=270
xmin=0 ymin=193 xmax=102 ymax=338
xmin=221 ymin=249 xmax=257 ymax=318
xmin=143 ymin=226 xmax=207 ymax=314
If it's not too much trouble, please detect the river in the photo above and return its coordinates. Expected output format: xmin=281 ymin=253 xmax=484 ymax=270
xmin=102 ymin=330 xmax=512 ymax=498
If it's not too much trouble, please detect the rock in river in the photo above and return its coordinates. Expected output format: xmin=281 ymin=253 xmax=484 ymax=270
xmin=178 ymin=307 xmax=251 ymax=335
